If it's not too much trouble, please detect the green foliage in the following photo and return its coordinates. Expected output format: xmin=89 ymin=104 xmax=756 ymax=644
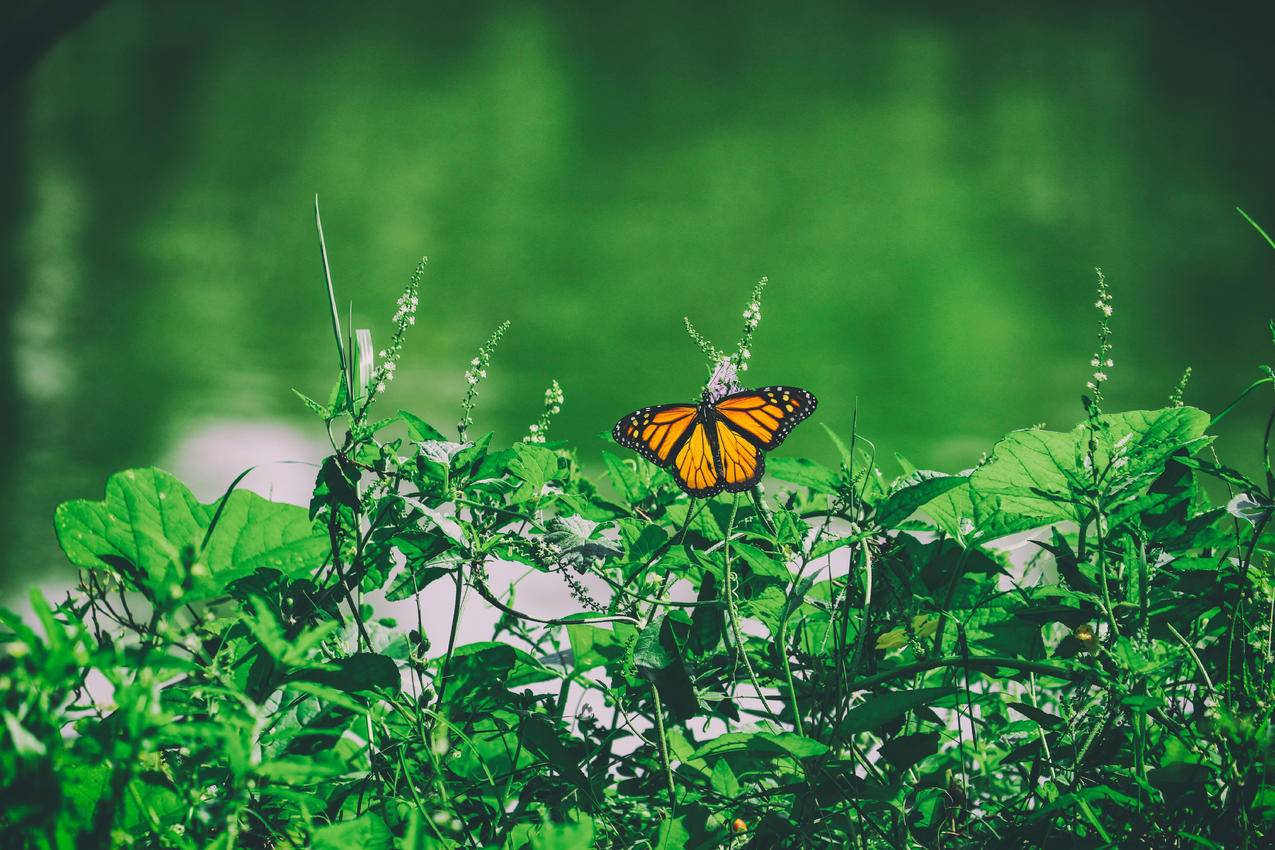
xmin=3 ymin=252 xmax=1273 ymax=850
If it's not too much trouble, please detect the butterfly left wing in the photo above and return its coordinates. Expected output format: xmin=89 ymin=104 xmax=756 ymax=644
xmin=612 ymin=403 xmax=701 ymax=466
xmin=714 ymin=386 xmax=817 ymax=450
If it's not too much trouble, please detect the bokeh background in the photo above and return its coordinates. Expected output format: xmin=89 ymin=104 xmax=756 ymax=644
xmin=3 ymin=1 xmax=1275 ymax=593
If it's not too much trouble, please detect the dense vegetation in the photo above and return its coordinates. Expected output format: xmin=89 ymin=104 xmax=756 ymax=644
xmin=2 ymin=216 xmax=1273 ymax=848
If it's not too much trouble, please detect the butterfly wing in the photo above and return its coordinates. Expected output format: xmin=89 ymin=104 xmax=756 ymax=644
xmin=713 ymin=415 xmax=764 ymax=491
xmin=670 ymin=418 xmax=723 ymax=497
xmin=612 ymin=403 xmax=701 ymax=466
xmin=714 ymin=386 xmax=817 ymax=450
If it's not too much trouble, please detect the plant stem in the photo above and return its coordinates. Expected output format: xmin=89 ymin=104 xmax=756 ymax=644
xmin=721 ymin=494 xmax=776 ymax=723
xmin=437 ymin=565 xmax=466 ymax=704
xmin=650 ymin=684 xmax=677 ymax=811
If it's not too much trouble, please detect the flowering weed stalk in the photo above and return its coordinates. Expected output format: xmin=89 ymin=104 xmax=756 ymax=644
xmin=1085 ymin=267 xmax=1115 ymax=412
xmin=359 ymin=257 xmax=426 ymax=418
xmin=524 ymin=379 xmax=564 ymax=443
xmin=458 ymin=320 xmax=510 ymax=440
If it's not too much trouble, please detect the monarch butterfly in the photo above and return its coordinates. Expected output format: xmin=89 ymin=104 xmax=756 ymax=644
xmin=612 ymin=386 xmax=817 ymax=497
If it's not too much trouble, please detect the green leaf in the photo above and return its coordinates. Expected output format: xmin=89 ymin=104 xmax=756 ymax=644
xmin=290 ymin=653 xmax=400 ymax=693
xmin=732 ymin=542 xmax=791 ymax=581
xmin=400 ymin=410 xmax=447 ymax=442
xmin=446 ymin=642 xmax=558 ymax=696
xmin=969 ymin=407 xmax=1210 ymax=529
xmin=876 ymin=474 xmax=968 ymax=528
xmin=292 ymin=388 xmax=330 ymax=419
xmin=631 ymin=616 xmax=697 ymax=719
xmin=312 ymin=813 xmax=393 ymax=850
xmin=54 ymin=468 xmax=327 ymax=596
xmin=688 ymin=731 xmax=827 ymax=762
xmin=837 ymin=687 xmax=955 ymax=735
xmin=530 ymin=816 xmax=595 ymax=850
xmin=258 ymin=753 xmax=348 ymax=784
xmin=3 ymin=711 xmax=46 ymax=756
xmin=325 ymin=372 xmax=349 ymax=415
xmin=768 ymin=457 xmax=841 ymax=493
xmin=567 ymin=624 xmax=625 ymax=672
xmin=969 ymin=428 xmax=1082 ymax=527
xmin=655 ymin=816 xmax=692 ymax=849
xmin=602 ymin=450 xmax=643 ymax=504
xmin=1007 ymin=701 xmax=1063 ymax=728
xmin=508 ymin=442 xmax=559 ymax=502
xmin=880 ymin=731 xmax=940 ymax=772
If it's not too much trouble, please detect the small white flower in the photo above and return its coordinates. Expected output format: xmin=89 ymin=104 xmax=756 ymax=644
xmin=529 ymin=424 xmax=539 ymax=432
xmin=471 ymin=357 xmax=481 ymax=366
xmin=1094 ymin=371 xmax=1108 ymax=381
xmin=1105 ymin=358 xmax=1114 ymax=367
xmin=1101 ymin=305 xmax=1113 ymax=317
xmin=376 ymin=382 xmax=386 ymax=393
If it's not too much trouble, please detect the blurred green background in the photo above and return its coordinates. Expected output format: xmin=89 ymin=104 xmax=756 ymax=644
xmin=3 ymin=1 xmax=1274 ymax=590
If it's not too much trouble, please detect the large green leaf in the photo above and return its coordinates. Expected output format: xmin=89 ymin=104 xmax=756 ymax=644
xmin=768 ymin=457 xmax=841 ymax=493
xmin=876 ymin=473 xmax=969 ymax=529
xmin=687 ymin=731 xmax=828 ymax=762
xmin=530 ymin=816 xmax=595 ymax=850
xmin=312 ymin=813 xmax=393 ymax=850
xmin=54 ymin=467 xmax=328 ymax=596
xmin=969 ymin=408 xmax=1210 ymax=529
xmin=289 ymin=652 xmax=401 ymax=693
xmin=836 ymin=686 xmax=956 ymax=735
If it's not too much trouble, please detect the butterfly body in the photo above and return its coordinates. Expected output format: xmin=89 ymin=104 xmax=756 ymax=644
xmin=613 ymin=386 xmax=817 ymax=497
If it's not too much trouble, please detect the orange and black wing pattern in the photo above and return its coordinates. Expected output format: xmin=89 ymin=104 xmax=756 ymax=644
xmin=712 ymin=416 xmax=764 ymax=491
xmin=613 ymin=403 xmax=723 ymax=497
xmin=613 ymin=386 xmax=817 ymax=498
xmin=713 ymin=386 xmax=817 ymax=450
xmin=612 ymin=403 xmax=700 ymax=466
xmin=670 ymin=418 xmax=721 ymax=497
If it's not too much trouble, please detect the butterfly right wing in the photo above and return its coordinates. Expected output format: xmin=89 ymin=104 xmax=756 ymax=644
xmin=612 ymin=403 xmax=701 ymax=466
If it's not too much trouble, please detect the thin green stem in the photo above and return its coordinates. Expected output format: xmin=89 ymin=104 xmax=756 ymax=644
xmin=650 ymin=685 xmax=677 ymax=811
xmin=721 ymin=494 xmax=777 ymax=724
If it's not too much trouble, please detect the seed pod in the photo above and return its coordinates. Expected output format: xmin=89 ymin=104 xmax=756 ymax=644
xmin=731 ymin=817 xmax=747 ymax=834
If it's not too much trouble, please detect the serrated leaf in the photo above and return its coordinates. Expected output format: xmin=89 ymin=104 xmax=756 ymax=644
xmin=969 ymin=408 xmax=1211 ymax=529
xmin=54 ymin=468 xmax=327 ymax=597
